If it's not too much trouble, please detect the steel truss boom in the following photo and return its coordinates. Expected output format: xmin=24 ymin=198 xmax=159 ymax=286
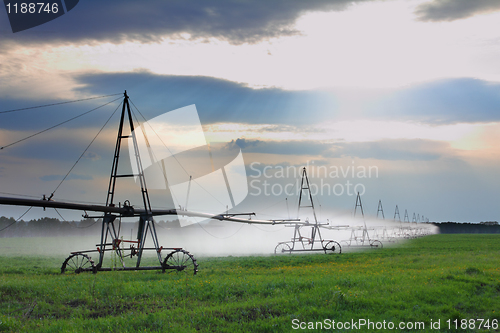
xmin=0 ymin=195 xmax=305 ymax=225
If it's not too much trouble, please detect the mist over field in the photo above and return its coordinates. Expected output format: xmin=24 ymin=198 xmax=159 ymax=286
xmin=0 ymin=215 xmax=438 ymax=259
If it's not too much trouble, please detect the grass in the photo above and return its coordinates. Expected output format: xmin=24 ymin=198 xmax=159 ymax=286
xmin=0 ymin=234 xmax=499 ymax=332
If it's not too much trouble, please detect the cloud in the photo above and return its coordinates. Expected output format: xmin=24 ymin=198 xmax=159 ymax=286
xmin=76 ymin=74 xmax=500 ymax=126
xmin=74 ymin=72 xmax=337 ymax=125
xmin=230 ymin=137 xmax=451 ymax=161
xmin=83 ymin=152 xmax=100 ymax=161
xmin=368 ymin=78 xmax=500 ymax=124
xmin=230 ymin=138 xmax=332 ymax=156
xmin=333 ymin=139 xmax=450 ymax=161
xmin=3 ymin=72 xmax=498 ymax=136
xmin=0 ymin=0 xmax=373 ymax=45
xmin=231 ymin=138 xmax=262 ymax=150
xmin=415 ymin=0 xmax=500 ymax=22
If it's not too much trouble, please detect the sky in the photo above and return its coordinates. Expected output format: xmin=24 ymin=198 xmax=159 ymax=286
xmin=0 ymin=0 xmax=499 ymax=225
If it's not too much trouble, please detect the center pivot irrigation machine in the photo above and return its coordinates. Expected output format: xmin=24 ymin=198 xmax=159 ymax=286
xmin=340 ymin=192 xmax=383 ymax=249
xmin=274 ymin=168 xmax=347 ymax=255
xmin=0 ymin=92 xmax=344 ymax=276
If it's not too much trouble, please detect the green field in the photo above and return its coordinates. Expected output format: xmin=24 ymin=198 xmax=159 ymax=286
xmin=1 ymin=234 xmax=499 ymax=332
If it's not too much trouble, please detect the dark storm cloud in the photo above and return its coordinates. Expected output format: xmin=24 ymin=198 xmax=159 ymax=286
xmin=0 ymin=0 xmax=374 ymax=45
xmin=370 ymin=78 xmax=500 ymax=124
xmin=415 ymin=0 xmax=500 ymax=22
xmin=73 ymin=72 xmax=338 ymax=125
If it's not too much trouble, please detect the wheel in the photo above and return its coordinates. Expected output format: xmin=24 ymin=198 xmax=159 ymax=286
xmin=274 ymin=242 xmax=292 ymax=254
xmin=61 ymin=253 xmax=97 ymax=274
xmin=370 ymin=240 xmax=383 ymax=249
xmin=162 ymin=249 xmax=198 ymax=275
xmin=323 ymin=241 xmax=341 ymax=254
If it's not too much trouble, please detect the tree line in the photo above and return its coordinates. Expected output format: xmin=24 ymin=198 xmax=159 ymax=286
xmin=0 ymin=216 xmax=182 ymax=238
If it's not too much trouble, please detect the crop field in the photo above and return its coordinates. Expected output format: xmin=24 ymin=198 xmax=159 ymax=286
xmin=1 ymin=234 xmax=500 ymax=332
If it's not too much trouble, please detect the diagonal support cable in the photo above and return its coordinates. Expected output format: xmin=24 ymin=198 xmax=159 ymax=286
xmin=0 ymin=93 xmax=122 ymax=114
xmin=0 ymin=96 xmax=122 ymax=150
xmin=50 ymin=101 xmax=123 ymax=196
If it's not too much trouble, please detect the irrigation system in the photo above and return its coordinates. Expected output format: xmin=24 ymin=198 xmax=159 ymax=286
xmin=0 ymin=92 xmax=432 ymax=274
